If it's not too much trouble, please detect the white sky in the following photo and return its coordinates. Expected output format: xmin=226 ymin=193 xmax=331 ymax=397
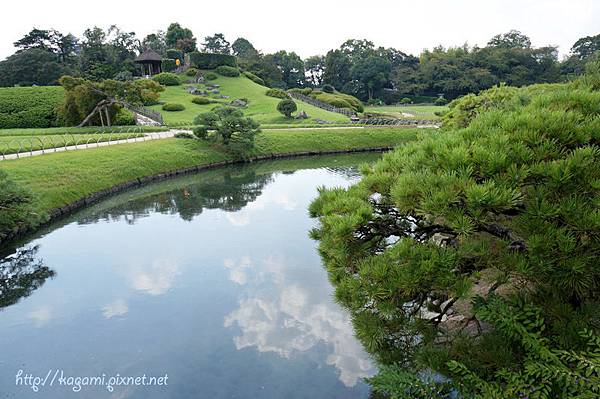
xmin=1 ymin=0 xmax=599 ymax=60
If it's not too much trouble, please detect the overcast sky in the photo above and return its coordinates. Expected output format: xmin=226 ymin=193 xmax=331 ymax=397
xmin=2 ymin=0 xmax=599 ymax=60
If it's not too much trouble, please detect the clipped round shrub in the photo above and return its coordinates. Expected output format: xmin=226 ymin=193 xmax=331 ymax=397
xmin=215 ymin=65 xmax=240 ymax=77
xmin=400 ymin=97 xmax=412 ymax=104
xmin=162 ymin=103 xmax=185 ymax=111
xmin=191 ymin=97 xmax=213 ymax=105
xmin=243 ymin=71 xmax=265 ymax=86
xmin=152 ymin=72 xmax=180 ymax=86
xmin=204 ymin=72 xmax=218 ymax=80
xmin=186 ymin=68 xmax=199 ymax=76
xmin=277 ymin=99 xmax=297 ymax=118
xmin=193 ymin=126 xmax=208 ymax=139
xmin=321 ymin=84 xmax=335 ymax=93
xmin=113 ymin=108 xmax=136 ymax=125
xmin=266 ymin=88 xmax=289 ymax=99
xmin=435 ymin=96 xmax=448 ymax=105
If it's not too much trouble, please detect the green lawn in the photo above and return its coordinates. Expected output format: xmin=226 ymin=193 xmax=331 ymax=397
xmin=0 ymin=132 xmax=145 ymax=156
xmin=149 ymin=74 xmax=350 ymax=126
xmin=364 ymin=104 xmax=448 ymax=119
xmin=0 ymin=125 xmax=167 ymax=137
xmin=1 ymin=127 xmax=422 ymax=215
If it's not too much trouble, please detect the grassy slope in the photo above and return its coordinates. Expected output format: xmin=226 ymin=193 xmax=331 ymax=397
xmin=149 ymin=74 xmax=350 ymax=125
xmin=0 ymin=125 xmax=167 ymax=136
xmin=364 ymin=104 xmax=448 ymax=119
xmin=1 ymin=127 xmax=420 ymax=215
xmin=0 ymin=133 xmax=146 ymax=154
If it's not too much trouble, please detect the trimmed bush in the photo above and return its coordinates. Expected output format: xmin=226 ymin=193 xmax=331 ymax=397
xmin=321 ymin=84 xmax=335 ymax=93
xmin=152 ymin=72 xmax=180 ymax=86
xmin=162 ymin=103 xmax=185 ymax=111
xmin=186 ymin=67 xmax=198 ymax=76
xmin=174 ymin=132 xmax=196 ymax=139
xmin=189 ymin=52 xmax=237 ymax=69
xmin=161 ymin=59 xmax=177 ymax=72
xmin=192 ymin=126 xmax=208 ymax=139
xmin=0 ymin=86 xmax=64 ymax=128
xmin=204 ymin=72 xmax=218 ymax=81
xmin=243 ymin=71 xmax=265 ymax=86
xmin=277 ymin=99 xmax=297 ymax=118
xmin=215 ymin=66 xmax=240 ymax=77
xmin=288 ymin=87 xmax=313 ymax=95
xmin=400 ymin=97 xmax=412 ymax=104
xmin=191 ymin=97 xmax=213 ymax=105
xmin=265 ymin=88 xmax=289 ymax=99
xmin=113 ymin=108 xmax=136 ymax=125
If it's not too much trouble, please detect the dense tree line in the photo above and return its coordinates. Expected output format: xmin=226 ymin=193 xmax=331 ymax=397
xmin=1 ymin=25 xmax=599 ymax=103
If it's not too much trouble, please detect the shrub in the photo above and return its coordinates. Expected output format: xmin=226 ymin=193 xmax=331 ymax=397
xmin=192 ymin=126 xmax=208 ymax=139
xmin=189 ymin=52 xmax=237 ymax=69
xmin=266 ymin=88 xmax=289 ymax=99
xmin=312 ymin=91 xmax=364 ymax=113
xmin=161 ymin=59 xmax=177 ymax=72
xmin=288 ymin=87 xmax=313 ymax=95
xmin=113 ymin=108 xmax=136 ymax=125
xmin=0 ymin=170 xmax=34 ymax=240
xmin=193 ymin=111 xmax=220 ymax=128
xmin=152 ymin=72 xmax=180 ymax=86
xmin=186 ymin=67 xmax=198 ymax=76
xmin=114 ymin=71 xmax=133 ymax=81
xmin=243 ymin=71 xmax=265 ymax=86
xmin=443 ymin=84 xmax=526 ymax=129
xmin=277 ymin=99 xmax=297 ymax=118
xmin=174 ymin=132 xmax=196 ymax=139
xmin=0 ymin=86 xmax=64 ymax=128
xmin=166 ymin=48 xmax=183 ymax=61
xmin=193 ymin=106 xmax=260 ymax=158
xmin=400 ymin=97 xmax=412 ymax=104
xmin=191 ymin=97 xmax=213 ymax=105
xmin=204 ymin=72 xmax=218 ymax=81
xmin=310 ymin=81 xmax=600 ymax=397
xmin=162 ymin=103 xmax=185 ymax=111
xmin=321 ymin=84 xmax=335 ymax=93
xmin=215 ymin=66 xmax=240 ymax=77
xmin=434 ymin=96 xmax=448 ymax=105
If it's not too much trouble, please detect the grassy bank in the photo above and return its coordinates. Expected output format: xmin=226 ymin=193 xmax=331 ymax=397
xmin=0 ymin=127 xmax=420 ymax=240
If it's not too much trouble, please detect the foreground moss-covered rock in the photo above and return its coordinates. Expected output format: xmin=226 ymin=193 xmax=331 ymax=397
xmin=310 ymin=71 xmax=600 ymax=397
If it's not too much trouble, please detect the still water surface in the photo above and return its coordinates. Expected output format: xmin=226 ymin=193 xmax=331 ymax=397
xmin=0 ymin=154 xmax=380 ymax=399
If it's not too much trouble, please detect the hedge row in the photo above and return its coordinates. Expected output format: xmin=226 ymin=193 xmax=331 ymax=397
xmin=189 ymin=52 xmax=237 ymax=69
xmin=243 ymin=71 xmax=265 ymax=86
xmin=161 ymin=59 xmax=177 ymax=72
xmin=0 ymin=86 xmax=64 ymax=128
xmin=215 ymin=66 xmax=240 ymax=77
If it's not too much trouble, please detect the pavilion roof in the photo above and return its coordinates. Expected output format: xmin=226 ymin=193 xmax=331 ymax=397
xmin=135 ymin=49 xmax=162 ymax=62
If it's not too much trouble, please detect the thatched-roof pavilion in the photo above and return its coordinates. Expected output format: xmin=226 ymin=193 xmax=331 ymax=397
xmin=135 ymin=49 xmax=162 ymax=76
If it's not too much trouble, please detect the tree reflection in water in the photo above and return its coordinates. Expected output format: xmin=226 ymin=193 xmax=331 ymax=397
xmin=0 ymin=246 xmax=55 ymax=310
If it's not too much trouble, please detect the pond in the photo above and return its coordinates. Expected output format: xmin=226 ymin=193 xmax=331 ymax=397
xmin=0 ymin=153 xmax=380 ymax=399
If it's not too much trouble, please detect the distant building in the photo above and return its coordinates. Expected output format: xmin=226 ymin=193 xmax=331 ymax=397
xmin=135 ymin=49 xmax=162 ymax=76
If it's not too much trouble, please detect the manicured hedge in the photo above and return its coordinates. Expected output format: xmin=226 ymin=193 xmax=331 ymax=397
xmin=204 ymin=72 xmax=218 ymax=81
xmin=215 ymin=66 xmax=240 ymax=77
xmin=265 ymin=88 xmax=289 ymax=99
xmin=0 ymin=86 xmax=64 ymax=128
xmin=186 ymin=68 xmax=198 ymax=76
xmin=161 ymin=59 xmax=177 ymax=72
xmin=243 ymin=71 xmax=265 ymax=86
xmin=152 ymin=72 xmax=180 ymax=86
xmin=162 ymin=103 xmax=185 ymax=111
xmin=288 ymin=87 xmax=313 ymax=95
xmin=191 ymin=97 xmax=214 ymax=105
xmin=189 ymin=52 xmax=237 ymax=69
xmin=312 ymin=91 xmax=364 ymax=113
xmin=166 ymin=48 xmax=183 ymax=61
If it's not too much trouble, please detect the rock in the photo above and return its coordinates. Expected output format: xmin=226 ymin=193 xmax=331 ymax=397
xmin=295 ymin=110 xmax=309 ymax=119
xmin=431 ymin=232 xmax=453 ymax=247
xmin=230 ymin=99 xmax=248 ymax=107
xmin=314 ymin=118 xmax=330 ymax=124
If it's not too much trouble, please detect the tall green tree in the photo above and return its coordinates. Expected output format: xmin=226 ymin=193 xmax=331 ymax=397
xmin=323 ymin=49 xmax=352 ymax=91
xmin=0 ymin=48 xmax=70 ymax=86
xmin=165 ymin=23 xmax=196 ymax=53
xmin=350 ymin=55 xmax=391 ymax=99
xmin=203 ymin=33 xmax=231 ymax=54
